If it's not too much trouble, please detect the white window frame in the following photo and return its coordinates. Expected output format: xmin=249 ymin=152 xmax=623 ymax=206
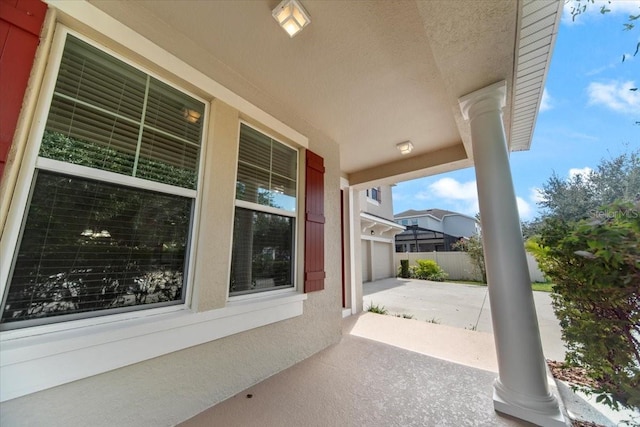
xmin=228 ymin=121 xmax=299 ymax=301
xmin=0 ymin=27 xmax=205 ymax=329
xmin=366 ymin=186 xmax=381 ymax=206
xmin=0 ymin=6 xmax=307 ymax=402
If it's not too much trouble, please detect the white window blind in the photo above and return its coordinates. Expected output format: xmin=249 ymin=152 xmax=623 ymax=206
xmin=236 ymin=123 xmax=297 ymax=212
xmin=230 ymin=124 xmax=297 ymax=296
xmin=41 ymin=35 xmax=204 ymax=189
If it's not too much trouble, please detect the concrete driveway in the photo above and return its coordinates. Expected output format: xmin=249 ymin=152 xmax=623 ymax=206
xmin=363 ymin=278 xmax=567 ymax=361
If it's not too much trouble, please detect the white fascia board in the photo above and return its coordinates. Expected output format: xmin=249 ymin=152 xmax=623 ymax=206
xmin=361 ymin=235 xmax=395 ymax=243
xmin=360 ymin=212 xmax=405 ymax=231
xmin=509 ymin=0 xmax=563 ymax=151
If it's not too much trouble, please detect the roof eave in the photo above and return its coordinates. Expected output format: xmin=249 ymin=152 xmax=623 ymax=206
xmin=508 ymin=0 xmax=563 ymax=152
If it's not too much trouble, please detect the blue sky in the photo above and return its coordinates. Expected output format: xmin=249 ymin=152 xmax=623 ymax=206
xmin=392 ymin=0 xmax=640 ymax=221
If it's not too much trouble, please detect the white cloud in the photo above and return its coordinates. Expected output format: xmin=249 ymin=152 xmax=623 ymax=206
xmin=565 ymin=131 xmax=599 ymax=141
xmin=428 ymin=178 xmax=477 ymax=201
xmin=413 ymin=178 xmax=479 ymax=216
xmin=569 ymin=167 xmax=593 ymax=180
xmin=539 ymin=88 xmax=553 ymax=112
xmin=530 ymin=187 xmax=545 ymax=204
xmin=587 ymin=80 xmax=640 ymax=115
xmin=563 ymin=0 xmax=640 ymax=24
xmin=516 ymin=197 xmax=533 ymax=220
xmin=425 ymin=177 xmax=537 ymax=219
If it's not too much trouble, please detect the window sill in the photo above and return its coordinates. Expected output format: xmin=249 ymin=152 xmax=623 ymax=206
xmin=0 ymin=291 xmax=307 ymax=402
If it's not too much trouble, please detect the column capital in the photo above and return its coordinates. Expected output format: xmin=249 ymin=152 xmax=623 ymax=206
xmin=458 ymin=80 xmax=506 ymax=121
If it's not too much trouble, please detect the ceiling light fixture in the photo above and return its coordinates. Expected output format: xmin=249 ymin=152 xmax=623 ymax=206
xmin=272 ymin=0 xmax=311 ymax=38
xmin=182 ymin=108 xmax=201 ymax=124
xmin=396 ymin=141 xmax=413 ymax=155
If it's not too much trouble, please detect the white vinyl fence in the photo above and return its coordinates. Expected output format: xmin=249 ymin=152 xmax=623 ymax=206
xmin=394 ymin=251 xmax=546 ymax=283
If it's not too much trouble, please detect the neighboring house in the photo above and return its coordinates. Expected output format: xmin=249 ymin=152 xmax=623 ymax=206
xmin=360 ymin=186 xmax=405 ymax=281
xmin=394 ymin=208 xmax=480 ymax=252
xmin=0 ymin=1 xmax=566 ymax=426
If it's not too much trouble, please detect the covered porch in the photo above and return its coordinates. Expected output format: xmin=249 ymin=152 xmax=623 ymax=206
xmin=181 ymin=313 xmax=535 ymax=427
xmin=180 ymin=313 xmax=612 ymax=427
xmin=1 ymin=0 xmax=566 ymax=426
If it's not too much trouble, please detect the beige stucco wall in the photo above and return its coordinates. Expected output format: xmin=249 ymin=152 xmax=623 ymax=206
xmin=0 ymin=3 xmax=344 ymax=425
xmin=359 ymin=184 xmax=394 ymax=221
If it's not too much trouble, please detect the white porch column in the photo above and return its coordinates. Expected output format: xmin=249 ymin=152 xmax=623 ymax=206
xmin=349 ymin=188 xmax=364 ymax=313
xmin=459 ymin=81 xmax=564 ymax=426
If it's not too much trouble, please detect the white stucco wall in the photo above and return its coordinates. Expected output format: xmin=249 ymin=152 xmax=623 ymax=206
xmin=0 ymin=3 xmax=343 ymax=425
xmin=358 ymin=184 xmax=398 ymax=285
xmin=361 ymin=240 xmax=372 ymax=282
xmin=417 ymin=216 xmax=443 ymax=232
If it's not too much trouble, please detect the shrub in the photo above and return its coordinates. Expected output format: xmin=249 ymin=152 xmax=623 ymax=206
xmin=411 ymin=259 xmax=448 ymax=281
xmin=531 ymin=201 xmax=640 ymax=410
xmin=398 ymin=259 xmax=410 ymax=278
xmin=452 ymin=234 xmax=486 ymax=283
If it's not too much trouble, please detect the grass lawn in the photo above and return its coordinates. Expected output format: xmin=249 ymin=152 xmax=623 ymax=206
xmin=448 ymin=280 xmax=554 ymax=293
xmin=531 ymin=282 xmax=554 ymax=292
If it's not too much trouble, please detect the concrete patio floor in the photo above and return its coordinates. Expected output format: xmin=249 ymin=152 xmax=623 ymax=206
xmin=179 ymin=313 xmax=539 ymax=427
xmin=178 ymin=284 xmax=624 ymax=427
xmin=363 ymin=278 xmax=567 ymax=362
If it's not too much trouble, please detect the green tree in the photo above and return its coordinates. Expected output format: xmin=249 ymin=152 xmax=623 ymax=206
xmin=530 ymin=202 xmax=640 ymax=410
xmin=537 ymin=150 xmax=640 ymax=223
xmin=453 ymin=233 xmax=486 ymax=283
xmin=526 ymin=151 xmax=640 ymax=411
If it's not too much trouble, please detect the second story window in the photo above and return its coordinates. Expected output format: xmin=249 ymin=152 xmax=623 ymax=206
xmin=368 ymin=187 xmax=381 ymax=203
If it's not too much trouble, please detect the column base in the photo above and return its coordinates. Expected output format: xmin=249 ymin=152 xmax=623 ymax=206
xmin=493 ymin=380 xmax=567 ymax=426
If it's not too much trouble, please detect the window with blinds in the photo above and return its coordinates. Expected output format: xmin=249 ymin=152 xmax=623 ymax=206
xmin=236 ymin=123 xmax=297 ymax=212
xmin=230 ymin=124 xmax=297 ymax=295
xmin=41 ymin=35 xmax=203 ymax=189
xmin=0 ymin=33 xmax=205 ymax=329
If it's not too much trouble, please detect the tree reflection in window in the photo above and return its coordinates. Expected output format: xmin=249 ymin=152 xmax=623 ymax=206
xmin=1 ymin=171 xmax=192 ymax=324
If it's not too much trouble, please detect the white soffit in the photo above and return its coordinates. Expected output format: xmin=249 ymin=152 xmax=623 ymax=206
xmin=509 ymin=0 xmax=563 ymax=151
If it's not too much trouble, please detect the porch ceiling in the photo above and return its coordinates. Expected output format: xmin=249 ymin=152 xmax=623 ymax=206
xmin=86 ymin=0 xmax=561 ymax=187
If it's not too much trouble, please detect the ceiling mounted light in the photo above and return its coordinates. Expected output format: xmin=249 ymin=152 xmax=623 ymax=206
xmin=272 ymin=0 xmax=311 ymax=38
xmin=396 ymin=141 xmax=413 ymax=155
xmin=182 ymin=108 xmax=201 ymax=124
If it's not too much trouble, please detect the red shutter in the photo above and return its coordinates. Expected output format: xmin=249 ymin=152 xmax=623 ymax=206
xmin=0 ymin=0 xmax=47 ymax=179
xmin=304 ymin=149 xmax=325 ymax=292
